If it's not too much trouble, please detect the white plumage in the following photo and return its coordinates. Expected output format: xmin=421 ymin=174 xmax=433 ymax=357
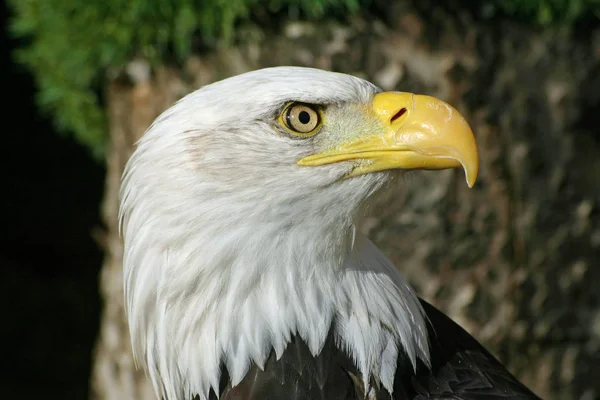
xmin=119 ymin=67 xmax=487 ymax=400
xmin=120 ymin=68 xmax=430 ymax=399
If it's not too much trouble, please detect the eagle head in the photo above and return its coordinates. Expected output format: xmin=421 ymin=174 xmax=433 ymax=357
xmin=119 ymin=67 xmax=478 ymax=399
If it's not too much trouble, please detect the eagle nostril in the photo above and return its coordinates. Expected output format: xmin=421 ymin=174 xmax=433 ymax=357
xmin=390 ymin=108 xmax=407 ymax=123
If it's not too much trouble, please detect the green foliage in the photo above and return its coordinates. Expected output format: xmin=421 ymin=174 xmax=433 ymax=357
xmin=8 ymin=0 xmax=598 ymax=157
xmin=8 ymin=0 xmax=362 ymax=158
xmin=491 ymin=0 xmax=599 ymax=26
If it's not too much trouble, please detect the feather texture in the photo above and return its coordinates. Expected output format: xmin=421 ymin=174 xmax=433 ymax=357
xmin=212 ymin=299 xmax=538 ymax=399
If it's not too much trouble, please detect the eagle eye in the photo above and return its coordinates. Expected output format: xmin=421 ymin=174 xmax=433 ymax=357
xmin=280 ymin=102 xmax=322 ymax=136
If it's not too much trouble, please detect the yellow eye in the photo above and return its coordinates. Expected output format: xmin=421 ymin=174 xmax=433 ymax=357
xmin=280 ymin=103 xmax=321 ymax=136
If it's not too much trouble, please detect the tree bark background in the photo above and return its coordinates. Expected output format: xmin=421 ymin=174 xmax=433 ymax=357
xmin=91 ymin=8 xmax=600 ymax=400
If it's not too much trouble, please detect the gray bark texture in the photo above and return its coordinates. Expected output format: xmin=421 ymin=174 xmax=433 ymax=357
xmin=90 ymin=8 xmax=600 ymax=400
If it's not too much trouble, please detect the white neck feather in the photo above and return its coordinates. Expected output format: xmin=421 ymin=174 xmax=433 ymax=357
xmin=122 ymin=186 xmax=430 ymax=399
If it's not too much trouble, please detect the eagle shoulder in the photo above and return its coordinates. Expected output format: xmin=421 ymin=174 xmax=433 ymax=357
xmin=214 ymin=300 xmax=539 ymax=400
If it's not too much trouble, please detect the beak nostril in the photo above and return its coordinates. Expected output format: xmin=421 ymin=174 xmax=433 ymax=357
xmin=390 ymin=108 xmax=407 ymax=123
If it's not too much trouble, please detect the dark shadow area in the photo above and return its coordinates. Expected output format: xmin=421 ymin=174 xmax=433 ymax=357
xmin=1 ymin=2 xmax=105 ymax=398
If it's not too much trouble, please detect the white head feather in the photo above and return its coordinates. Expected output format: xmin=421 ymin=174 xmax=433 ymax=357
xmin=120 ymin=67 xmax=430 ymax=400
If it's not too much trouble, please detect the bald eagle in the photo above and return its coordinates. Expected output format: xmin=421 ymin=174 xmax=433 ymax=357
xmin=120 ymin=67 xmax=538 ymax=400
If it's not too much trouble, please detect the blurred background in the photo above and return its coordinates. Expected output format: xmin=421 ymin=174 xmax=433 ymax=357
xmin=2 ymin=0 xmax=599 ymax=399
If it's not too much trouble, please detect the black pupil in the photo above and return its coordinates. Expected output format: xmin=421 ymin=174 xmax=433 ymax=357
xmin=298 ymin=110 xmax=311 ymax=124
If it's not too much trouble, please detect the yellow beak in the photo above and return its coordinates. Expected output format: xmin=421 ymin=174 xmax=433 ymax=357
xmin=297 ymin=92 xmax=479 ymax=188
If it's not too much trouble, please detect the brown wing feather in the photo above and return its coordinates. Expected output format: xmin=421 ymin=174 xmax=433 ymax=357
xmin=400 ymin=300 xmax=540 ymax=399
xmin=217 ymin=334 xmax=362 ymax=400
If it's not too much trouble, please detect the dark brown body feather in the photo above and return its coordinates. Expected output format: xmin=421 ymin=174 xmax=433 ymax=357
xmin=210 ymin=299 xmax=539 ymax=400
